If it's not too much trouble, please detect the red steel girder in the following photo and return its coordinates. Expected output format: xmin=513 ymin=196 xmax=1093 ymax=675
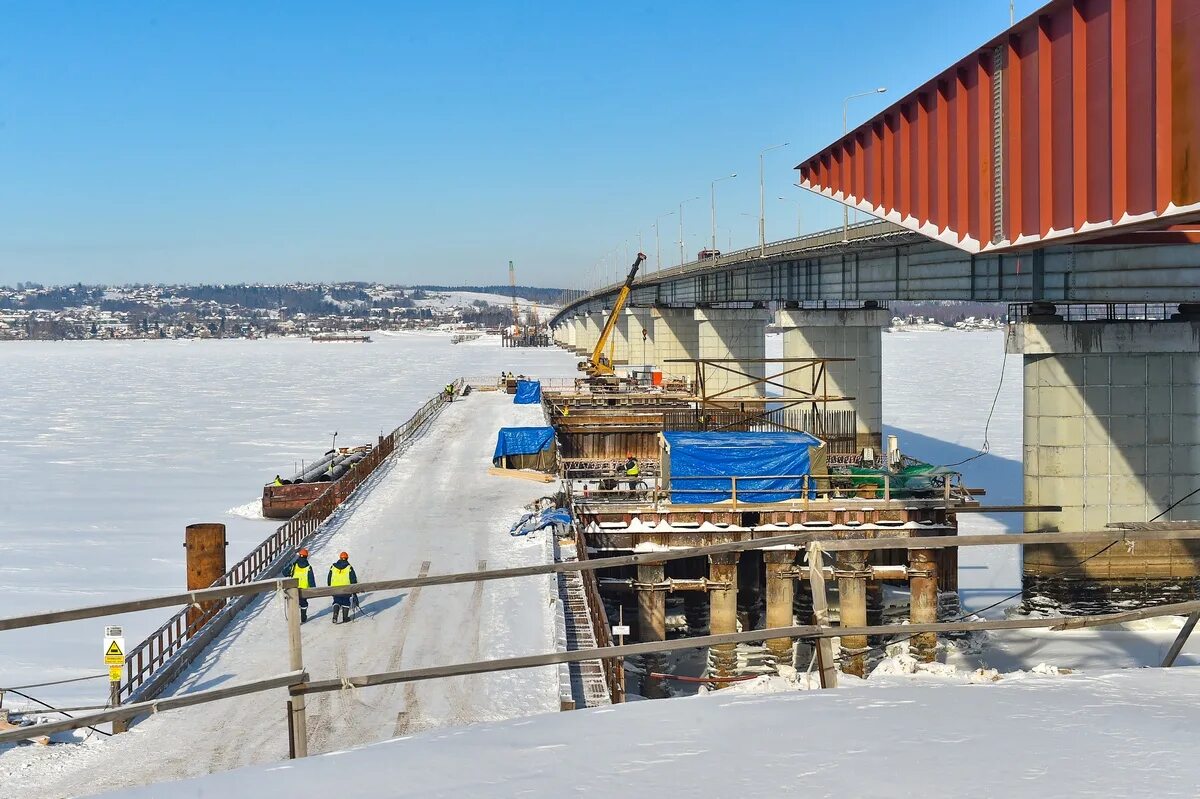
xmin=796 ymin=0 xmax=1200 ymax=253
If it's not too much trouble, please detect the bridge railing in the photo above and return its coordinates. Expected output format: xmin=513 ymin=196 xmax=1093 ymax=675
xmin=578 ymin=219 xmax=908 ymax=303
xmin=118 ymin=382 xmax=459 ymax=703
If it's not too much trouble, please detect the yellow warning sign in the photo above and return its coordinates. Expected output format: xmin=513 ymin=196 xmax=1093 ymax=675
xmin=104 ymin=639 xmax=124 ymax=666
xmin=108 ymin=665 xmax=122 ymax=681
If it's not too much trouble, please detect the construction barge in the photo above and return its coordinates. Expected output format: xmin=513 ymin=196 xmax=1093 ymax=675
xmin=262 ymin=445 xmax=372 ymax=519
xmin=311 ymin=333 xmax=371 ymax=343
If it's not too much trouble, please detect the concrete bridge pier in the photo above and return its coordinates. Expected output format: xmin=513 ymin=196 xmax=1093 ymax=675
xmin=652 ymin=307 xmax=700 ymax=382
xmin=622 ymin=307 xmax=655 ymax=369
xmin=563 ymin=320 xmax=578 ymax=352
xmin=695 ymin=307 xmax=771 ymax=400
xmin=775 ymin=305 xmax=888 ymax=451
xmin=581 ymin=311 xmax=604 ymax=357
xmin=1013 ymin=304 xmax=1200 ymax=609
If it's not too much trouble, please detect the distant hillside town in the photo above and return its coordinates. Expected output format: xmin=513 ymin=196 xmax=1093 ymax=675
xmin=0 ymin=282 xmax=569 ymax=341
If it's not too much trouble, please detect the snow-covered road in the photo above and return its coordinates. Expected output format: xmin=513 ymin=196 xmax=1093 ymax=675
xmin=3 ymin=390 xmax=564 ymax=798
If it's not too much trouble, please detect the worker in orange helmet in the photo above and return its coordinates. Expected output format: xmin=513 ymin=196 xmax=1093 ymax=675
xmin=288 ymin=548 xmax=316 ymax=623
xmin=328 ymin=551 xmax=359 ymax=624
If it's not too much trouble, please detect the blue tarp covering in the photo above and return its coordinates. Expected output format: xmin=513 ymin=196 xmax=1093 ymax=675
xmin=663 ymin=431 xmax=822 ymax=504
xmin=510 ymin=507 xmax=572 ymax=537
xmin=513 ymin=380 xmax=542 ymax=404
xmin=492 ymin=426 xmax=555 ymax=465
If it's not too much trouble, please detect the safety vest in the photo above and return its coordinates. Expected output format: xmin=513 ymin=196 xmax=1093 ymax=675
xmin=625 ymin=459 xmax=640 ymax=477
xmin=330 ymin=565 xmax=353 ymax=586
xmin=292 ymin=564 xmax=314 ymax=589
xmin=273 ymin=477 xmax=283 ymax=486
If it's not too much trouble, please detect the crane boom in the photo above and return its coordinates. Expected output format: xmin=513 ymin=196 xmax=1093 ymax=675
xmin=508 ymin=261 xmax=520 ymax=333
xmin=585 ymin=252 xmax=646 ymax=377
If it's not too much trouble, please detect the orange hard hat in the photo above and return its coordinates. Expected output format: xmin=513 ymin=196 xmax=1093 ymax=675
xmin=339 ymin=551 xmax=349 ymax=560
xmin=298 ymin=548 xmax=309 ymax=558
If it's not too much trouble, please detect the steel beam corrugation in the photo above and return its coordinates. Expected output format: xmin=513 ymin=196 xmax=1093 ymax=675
xmin=795 ymin=0 xmax=1200 ymax=253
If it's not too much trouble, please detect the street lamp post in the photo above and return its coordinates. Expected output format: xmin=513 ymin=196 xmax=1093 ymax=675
xmin=653 ymin=211 xmax=675 ymax=271
xmin=842 ymin=88 xmax=887 ymax=240
xmin=678 ymin=196 xmax=700 ymax=266
xmin=778 ymin=196 xmax=802 ymax=237
xmin=758 ymin=143 xmax=788 ymax=256
xmin=711 ymin=173 xmax=737 ymax=254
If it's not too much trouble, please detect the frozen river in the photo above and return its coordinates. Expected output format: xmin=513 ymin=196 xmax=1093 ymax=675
xmin=0 ymin=333 xmax=579 ymax=706
xmin=0 ymin=329 xmax=1021 ymax=709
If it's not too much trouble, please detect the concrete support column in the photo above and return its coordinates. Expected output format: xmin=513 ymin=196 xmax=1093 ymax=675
xmin=708 ymin=552 xmax=740 ymax=678
xmin=1013 ymin=309 xmax=1200 ymax=605
xmin=582 ymin=311 xmax=603 ymax=357
xmin=694 ymin=307 xmax=771 ymax=399
xmin=908 ymin=548 xmax=939 ymax=662
xmin=651 ymin=307 xmax=700 ymax=381
xmin=763 ymin=550 xmax=796 ymax=667
xmin=775 ymin=306 xmax=888 ymax=450
xmin=834 ymin=549 xmax=869 ymax=678
xmin=624 ymin=308 xmax=655 ymax=369
xmin=565 ymin=318 xmax=578 ymax=352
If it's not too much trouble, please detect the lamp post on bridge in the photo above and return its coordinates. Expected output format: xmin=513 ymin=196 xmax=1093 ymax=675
xmin=710 ymin=173 xmax=737 ymax=255
xmin=758 ymin=142 xmax=789 ymax=256
xmin=652 ymin=211 xmax=674 ymax=271
xmin=842 ymin=88 xmax=887 ymax=240
xmin=778 ymin=196 xmax=803 ymax=237
xmin=678 ymin=196 xmax=700 ymax=266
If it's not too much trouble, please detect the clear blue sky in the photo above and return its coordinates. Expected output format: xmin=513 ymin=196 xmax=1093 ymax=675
xmin=0 ymin=1 xmax=1043 ymax=289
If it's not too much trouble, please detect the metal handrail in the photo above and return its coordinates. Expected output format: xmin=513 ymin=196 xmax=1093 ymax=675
xmin=118 ymin=382 xmax=460 ymax=703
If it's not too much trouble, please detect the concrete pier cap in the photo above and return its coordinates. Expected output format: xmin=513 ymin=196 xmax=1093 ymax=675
xmin=1011 ymin=304 xmax=1200 ymax=607
xmin=775 ymin=304 xmax=888 ymax=450
xmin=694 ymin=306 xmax=772 ymax=399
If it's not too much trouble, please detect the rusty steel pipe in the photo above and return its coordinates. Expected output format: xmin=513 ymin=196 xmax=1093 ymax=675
xmin=184 ymin=523 xmax=227 ymax=633
xmin=707 ymin=553 xmax=740 ymax=679
xmin=764 ymin=550 xmax=797 ymax=667
xmin=835 ymin=550 xmax=870 ymax=678
xmin=909 ymin=548 xmax=939 ymax=662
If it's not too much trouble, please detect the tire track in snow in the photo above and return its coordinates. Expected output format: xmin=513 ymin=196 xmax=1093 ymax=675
xmin=445 ymin=559 xmax=488 ymax=723
xmin=390 ymin=560 xmax=432 ymax=737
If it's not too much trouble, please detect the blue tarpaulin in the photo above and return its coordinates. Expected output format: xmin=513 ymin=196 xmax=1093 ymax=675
xmin=513 ymin=380 xmax=542 ymax=404
xmin=492 ymin=426 xmax=555 ymax=465
xmin=663 ymin=431 xmax=822 ymax=504
xmin=510 ymin=507 xmax=572 ymax=536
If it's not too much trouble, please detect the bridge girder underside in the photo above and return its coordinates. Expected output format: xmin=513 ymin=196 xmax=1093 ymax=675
xmin=552 ymin=234 xmax=1200 ymax=323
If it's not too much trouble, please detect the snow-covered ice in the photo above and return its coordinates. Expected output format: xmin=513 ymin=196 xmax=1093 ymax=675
xmin=0 ymin=334 xmax=575 ymax=709
xmin=0 ymin=388 xmax=574 ymax=798
xmin=104 ymin=666 xmax=1200 ymax=798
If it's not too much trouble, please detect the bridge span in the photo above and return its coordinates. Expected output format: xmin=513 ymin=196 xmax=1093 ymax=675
xmin=548 ymin=0 xmax=1199 ymax=603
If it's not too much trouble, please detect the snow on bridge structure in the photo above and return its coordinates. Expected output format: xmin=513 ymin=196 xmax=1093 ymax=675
xmin=549 ymin=0 xmax=1200 ymax=617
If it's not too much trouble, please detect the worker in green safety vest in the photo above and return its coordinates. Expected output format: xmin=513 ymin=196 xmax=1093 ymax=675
xmin=328 ymin=551 xmax=359 ymax=624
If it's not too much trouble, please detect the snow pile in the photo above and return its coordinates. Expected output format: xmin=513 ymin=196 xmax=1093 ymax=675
xmin=101 ymin=666 xmax=1200 ymax=798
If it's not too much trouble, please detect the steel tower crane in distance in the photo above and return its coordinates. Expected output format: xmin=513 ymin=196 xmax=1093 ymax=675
xmin=508 ymin=260 xmax=521 ymax=335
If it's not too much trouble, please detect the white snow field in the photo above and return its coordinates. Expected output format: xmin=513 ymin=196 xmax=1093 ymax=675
xmin=110 ymin=667 xmax=1200 ymax=798
xmin=1 ymin=389 xmax=570 ymax=797
xmin=0 ymin=333 xmax=574 ymax=711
